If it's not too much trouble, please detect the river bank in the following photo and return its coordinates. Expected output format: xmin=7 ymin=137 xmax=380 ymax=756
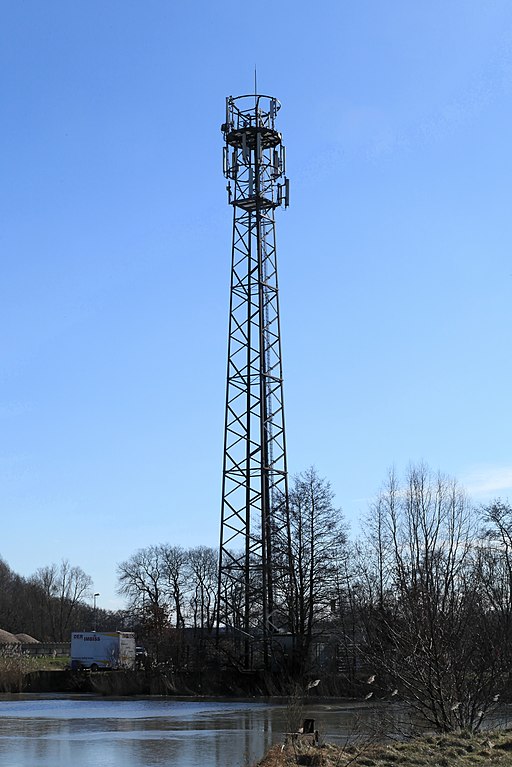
xmin=10 ymin=668 xmax=288 ymax=696
xmin=1 ymin=666 xmax=281 ymax=695
xmin=3 ymin=667 xmax=365 ymax=697
xmin=257 ymin=729 xmax=512 ymax=766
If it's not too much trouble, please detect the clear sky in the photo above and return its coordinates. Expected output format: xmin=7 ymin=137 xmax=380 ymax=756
xmin=1 ymin=1 xmax=511 ymax=611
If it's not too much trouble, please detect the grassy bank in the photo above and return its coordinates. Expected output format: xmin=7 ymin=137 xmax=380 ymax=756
xmin=257 ymin=730 xmax=512 ymax=766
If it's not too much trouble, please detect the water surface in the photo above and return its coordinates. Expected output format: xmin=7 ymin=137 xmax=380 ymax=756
xmin=0 ymin=694 xmax=402 ymax=767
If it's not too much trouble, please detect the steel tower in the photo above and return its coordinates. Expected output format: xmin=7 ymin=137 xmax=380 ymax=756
xmin=218 ymin=94 xmax=290 ymax=668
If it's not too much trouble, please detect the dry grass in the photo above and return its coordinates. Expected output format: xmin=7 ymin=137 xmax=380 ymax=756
xmin=256 ymin=730 xmax=512 ymax=767
xmin=0 ymin=652 xmax=38 ymax=692
xmin=0 ymin=650 xmax=69 ymax=691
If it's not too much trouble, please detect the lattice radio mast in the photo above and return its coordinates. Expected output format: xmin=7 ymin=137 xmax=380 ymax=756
xmin=217 ymin=93 xmax=290 ymax=669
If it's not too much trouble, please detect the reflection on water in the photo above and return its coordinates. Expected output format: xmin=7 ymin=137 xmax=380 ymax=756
xmin=0 ymin=694 xmax=407 ymax=767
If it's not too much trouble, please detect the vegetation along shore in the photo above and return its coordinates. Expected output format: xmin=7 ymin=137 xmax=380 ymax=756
xmin=257 ymin=730 xmax=512 ymax=767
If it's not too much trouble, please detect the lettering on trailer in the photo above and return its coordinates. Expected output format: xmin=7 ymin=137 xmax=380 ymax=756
xmin=72 ymin=634 xmax=100 ymax=641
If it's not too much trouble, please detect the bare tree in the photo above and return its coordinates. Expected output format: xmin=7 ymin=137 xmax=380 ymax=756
xmin=188 ymin=546 xmax=218 ymax=633
xmin=159 ymin=544 xmax=188 ymax=629
xmin=117 ymin=545 xmax=169 ymax=637
xmin=481 ymin=500 xmax=512 ymax=598
xmin=32 ymin=560 xmax=92 ymax=641
xmin=479 ymin=500 xmax=512 ymax=672
xmin=274 ymin=467 xmax=348 ymax=673
xmin=358 ymin=465 xmax=504 ymax=732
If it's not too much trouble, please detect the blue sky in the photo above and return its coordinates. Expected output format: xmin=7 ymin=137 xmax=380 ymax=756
xmin=1 ymin=1 xmax=511 ymax=610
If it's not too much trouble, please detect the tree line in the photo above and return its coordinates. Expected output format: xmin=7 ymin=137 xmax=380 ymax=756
xmin=116 ymin=464 xmax=512 ymax=732
xmin=2 ymin=462 xmax=512 ymax=732
xmin=0 ymin=559 xmax=120 ymax=642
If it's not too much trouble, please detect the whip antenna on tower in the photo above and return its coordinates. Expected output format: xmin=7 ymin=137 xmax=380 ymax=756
xmin=217 ymin=93 xmax=290 ymax=670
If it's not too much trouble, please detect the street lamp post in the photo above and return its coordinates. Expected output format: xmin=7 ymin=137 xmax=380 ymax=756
xmin=93 ymin=593 xmax=100 ymax=631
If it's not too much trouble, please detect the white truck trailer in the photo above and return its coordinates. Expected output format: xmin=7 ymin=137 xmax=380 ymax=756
xmin=70 ymin=631 xmax=136 ymax=671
